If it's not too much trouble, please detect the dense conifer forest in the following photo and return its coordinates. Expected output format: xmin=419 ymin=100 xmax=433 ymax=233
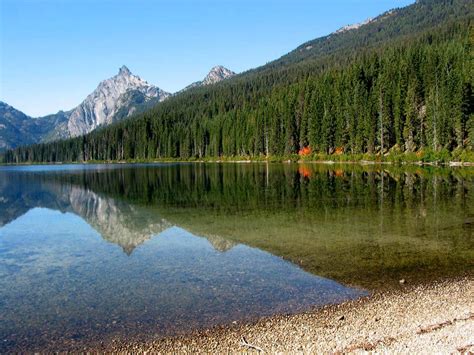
xmin=2 ymin=0 xmax=473 ymax=163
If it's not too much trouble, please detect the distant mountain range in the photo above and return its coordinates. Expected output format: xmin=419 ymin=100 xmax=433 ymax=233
xmin=0 ymin=65 xmax=235 ymax=150
xmin=0 ymin=102 xmax=70 ymax=150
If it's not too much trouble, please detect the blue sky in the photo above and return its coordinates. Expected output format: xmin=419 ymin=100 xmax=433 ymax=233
xmin=1 ymin=0 xmax=414 ymax=117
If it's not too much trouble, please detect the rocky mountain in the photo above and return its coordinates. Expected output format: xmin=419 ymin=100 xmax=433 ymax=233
xmin=200 ymin=65 xmax=236 ymax=85
xmin=1 ymin=64 xmax=237 ymax=150
xmin=0 ymin=66 xmax=170 ymax=149
xmin=66 ymin=65 xmax=170 ymax=137
xmin=0 ymin=101 xmax=69 ymax=150
xmin=0 ymin=102 xmax=33 ymax=150
xmin=109 ymin=86 xmax=165 ymax=123
xmin=185 ymin=65 xmax=235 ymax=90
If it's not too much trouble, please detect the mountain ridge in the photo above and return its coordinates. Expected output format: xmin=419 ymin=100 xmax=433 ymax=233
xmin=0 ymin=101 xmax=70 ymax=150
xmin=0 ymin=65 xmax=236 ymax=150
xmin=263 ymin=0 xmax=472 ymax=69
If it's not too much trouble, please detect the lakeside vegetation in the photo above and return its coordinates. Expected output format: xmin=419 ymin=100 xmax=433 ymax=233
xmin=3 ymin=149 xmax=474 ymax=166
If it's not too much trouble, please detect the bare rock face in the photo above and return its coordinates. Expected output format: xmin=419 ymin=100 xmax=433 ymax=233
xmin=67 ymin=65 xmax=170 ymax=137
xmin=185 ymin=65 xmax=235 ymax=90
xmin=201 ymin=65 xmax=235 ymax=85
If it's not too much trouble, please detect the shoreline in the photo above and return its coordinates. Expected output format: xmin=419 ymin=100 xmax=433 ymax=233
xmin=1 ymin=159 xmax=474 ymax=167
xmin=104 ymin=277 xmax=473 ymax=353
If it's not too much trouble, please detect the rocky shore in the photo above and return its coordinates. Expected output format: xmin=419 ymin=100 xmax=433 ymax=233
xmin=108 ymin=278 xmax=473 ymax=353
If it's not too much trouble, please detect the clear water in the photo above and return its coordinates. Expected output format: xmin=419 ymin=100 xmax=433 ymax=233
xmin=0 ymin=163 xmax=472 ymax=351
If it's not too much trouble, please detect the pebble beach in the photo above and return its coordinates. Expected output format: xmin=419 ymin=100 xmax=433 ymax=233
xmin=106 ymin=278 xmax=474 ymax=353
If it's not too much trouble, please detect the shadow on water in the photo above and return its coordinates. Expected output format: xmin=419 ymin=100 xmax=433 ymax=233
xmin=0 ymin=163 xmax=473 ymax=351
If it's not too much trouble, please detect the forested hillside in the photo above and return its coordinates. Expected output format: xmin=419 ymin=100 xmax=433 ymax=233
xmin=2 ymin=0 xmax=473 ymax=163
xmin=266 ymin=0 xmax=472 ymax=68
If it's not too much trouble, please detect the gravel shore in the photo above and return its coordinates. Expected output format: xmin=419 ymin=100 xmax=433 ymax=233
xmin=108 ymin=278 xmax=473 ymax=353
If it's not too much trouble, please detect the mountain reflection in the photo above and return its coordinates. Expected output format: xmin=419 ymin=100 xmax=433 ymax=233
xmin=0 ymin=171 xmax=171 ymax=254
xmin=0 ymin=167 xmax=241 ymax=254
xmin=0 ymin=163 xmax=472 ymax=289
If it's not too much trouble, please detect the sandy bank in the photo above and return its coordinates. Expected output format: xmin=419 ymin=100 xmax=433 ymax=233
xmin=108 ymin=278 xmax=473 ymax=353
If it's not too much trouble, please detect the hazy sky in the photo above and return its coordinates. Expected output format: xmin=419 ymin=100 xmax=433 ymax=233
xmin=1 ymin=0 xmax=414 ymax=116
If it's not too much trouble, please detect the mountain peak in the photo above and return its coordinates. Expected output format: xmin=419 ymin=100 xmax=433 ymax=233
xmin=66 ymin=67 xmax=170 ymax=137
xmin=118 ymin=65 xmax=131 ymax=76
xmin=210 ymin=65 xmax=227 ymax=72
xmin=182 ymin=65 xmax=236 ymax=91
xmin=202 ymin=66 xmax=235 ymax=85
xmin=208 ymin=65 xmax=234 ymax=76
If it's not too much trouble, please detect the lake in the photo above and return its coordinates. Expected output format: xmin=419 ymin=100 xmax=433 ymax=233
xmin=0 ymin=163 xmax=472 ymax=352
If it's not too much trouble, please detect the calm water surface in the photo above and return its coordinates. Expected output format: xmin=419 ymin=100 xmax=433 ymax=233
xmin=0 ymin=163 xmax=472 ymax=351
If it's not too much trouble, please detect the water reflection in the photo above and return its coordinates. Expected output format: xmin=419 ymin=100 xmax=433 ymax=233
xmin=0 ymin=169 xmax=171 ymax=254
xmin=0 ymin=210 xmax=363 ymax=352
xmin=0 ymin=165 xmax=369 ymax=352
xmin=0 ymin=163 xmax=473 ymax=351
xmin=1 ymin=163 xmax=473 ymax=286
